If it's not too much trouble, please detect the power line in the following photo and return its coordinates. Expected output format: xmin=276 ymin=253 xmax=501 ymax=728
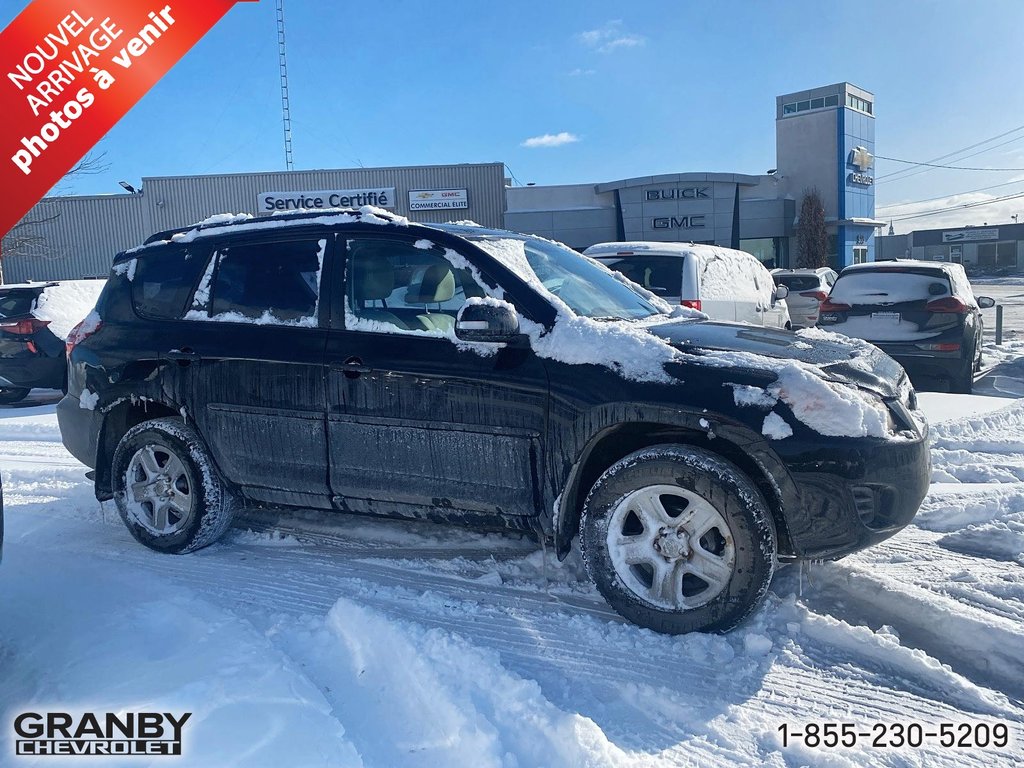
xmin=875 ymin=154 xmax=1024 ymax=172
xmin=889 ymin=189 xmax=1024 ymax=223
xmin=876 ymin=178 xmax=1024 ymax=212
xmin=504 ymin=163 xmax=524 ymax=186
xmin=875 ymin=123 xmax=1024 ymax=183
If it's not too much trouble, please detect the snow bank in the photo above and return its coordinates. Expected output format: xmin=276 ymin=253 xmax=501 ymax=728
xmin=31 ymin=280 xmax=106 ymax=340
xmin=291 ymin=598 xmax=634 ymax=766
xmin=0 ymin=543 xmax=363 ymax=766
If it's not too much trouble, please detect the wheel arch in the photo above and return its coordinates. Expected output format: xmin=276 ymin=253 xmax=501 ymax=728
xmin=554 ymin=422 xmax=794 ymax=560
xmin=94 ymin=398 xmax=183 ymax=500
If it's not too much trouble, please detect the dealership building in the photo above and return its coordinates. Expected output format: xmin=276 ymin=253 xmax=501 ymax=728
xmin=2 ymin=82 xmax=885 ymax=283
xmin=876 ymin=223 xmax=1024 ymax=272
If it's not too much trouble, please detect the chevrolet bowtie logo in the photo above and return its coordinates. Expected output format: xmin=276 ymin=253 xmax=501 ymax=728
xmin=849 ymin=146 xmax=874 ymax=172
xmin=417 ymin=192 xmax=433 ymax=199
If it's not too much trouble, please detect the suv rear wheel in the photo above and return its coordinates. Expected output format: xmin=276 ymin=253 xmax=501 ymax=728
xmin=112 ymin=418 xmax=234 ymax=553
xmin=581 ymin=445 xmax=776 ymax=634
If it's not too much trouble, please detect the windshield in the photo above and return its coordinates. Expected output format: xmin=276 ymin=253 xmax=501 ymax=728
xmin=471 ymin=236 xmax=664 ymax=320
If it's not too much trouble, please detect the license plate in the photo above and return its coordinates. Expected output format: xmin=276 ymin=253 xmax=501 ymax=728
xmin=871 ymin=311 xmax=901 ymax=324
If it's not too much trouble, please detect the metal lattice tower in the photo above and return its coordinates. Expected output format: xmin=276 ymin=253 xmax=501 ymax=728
xmin=276 ymin=0 xmax=295 ymax=171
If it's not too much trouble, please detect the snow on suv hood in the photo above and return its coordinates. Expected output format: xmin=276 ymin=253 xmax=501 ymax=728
xmin=647 ymin=319 xmax=906 ymax=399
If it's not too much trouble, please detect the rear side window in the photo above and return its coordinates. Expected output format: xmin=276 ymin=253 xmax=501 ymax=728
xmin=133 ymin=248 xmax=210 ymax=319
xmin=597 ymin=256 xmax=682 ymax=298
xmin=830 ymin=270 xmax=951 ymax=305
xmin=0 ymin=289 xmax=39 ymax=318
xmin=189 ymin=237 xmax=326 ymax=327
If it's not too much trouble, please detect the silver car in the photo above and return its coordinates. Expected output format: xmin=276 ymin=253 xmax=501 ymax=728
xmin=771 ymin=268 xmax=838 ymax=329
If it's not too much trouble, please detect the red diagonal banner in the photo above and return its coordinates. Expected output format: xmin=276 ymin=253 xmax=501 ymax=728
xmin=0 ymin=0 xmax=257 ymax=238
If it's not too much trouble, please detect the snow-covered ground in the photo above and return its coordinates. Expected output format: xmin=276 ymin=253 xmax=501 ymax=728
xmin=1 ymin=348 xmax=1024 ymax=766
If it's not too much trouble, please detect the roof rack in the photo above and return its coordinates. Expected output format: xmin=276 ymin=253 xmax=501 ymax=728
xmin=143 ymin=206 xmax=399 ymax=245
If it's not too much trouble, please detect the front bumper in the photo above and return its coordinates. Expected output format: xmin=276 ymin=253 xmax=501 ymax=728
xmin=774 ymin=423 xmax=930 ymax=560
xmin=56 ymin=394 xmax=102 ymax=469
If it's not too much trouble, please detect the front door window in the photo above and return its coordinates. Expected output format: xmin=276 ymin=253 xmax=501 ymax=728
xmin=345 ymin=238 xmax=489 ymax=335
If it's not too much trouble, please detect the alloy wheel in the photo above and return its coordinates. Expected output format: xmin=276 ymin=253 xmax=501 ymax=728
xmin=124 ymin=444 xmax=194 ymax=535
xmin=607 ymin=484 xmax=736 ymax=609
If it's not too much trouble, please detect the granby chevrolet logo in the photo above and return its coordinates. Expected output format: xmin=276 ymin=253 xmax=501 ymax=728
xmin=13 ymin=710 xmax=191 ymax=757
xmin=847 ymin=145 xmax=874 ymax=186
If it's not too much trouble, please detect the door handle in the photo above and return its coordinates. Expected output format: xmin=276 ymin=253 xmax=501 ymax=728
xmin=162 ymin=348 xmax=201 ymax=363
xmin=331 ymin=357 xmax=372 ymax=377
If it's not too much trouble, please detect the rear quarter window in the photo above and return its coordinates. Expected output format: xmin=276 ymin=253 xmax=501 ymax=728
xmin=189 ymin=237 xmax=326 ymax=327
xmin=702 ymin=251 xmax=774 ymax=304
xmin=132 ymin=247 xmax=212 ymax=319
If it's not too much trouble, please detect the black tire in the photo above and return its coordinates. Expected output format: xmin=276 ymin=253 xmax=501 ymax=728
xmin=951 ymin=349 xmax=975 ymax=394
xmin=580 ymin=445 xmax=776 ymax=634
xmin=0 ymin=388 xmax=30 ymax=405
xmin=112 ymin=418 xmax=234 ymax=553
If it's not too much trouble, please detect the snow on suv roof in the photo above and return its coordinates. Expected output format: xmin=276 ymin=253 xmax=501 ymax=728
xmin=583 ymin=241 xmax=753 ymax=260
xmin=133 ymin=206 xmax=412 ymax=252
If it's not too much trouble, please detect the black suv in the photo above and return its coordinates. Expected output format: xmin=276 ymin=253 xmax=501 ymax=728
xmin=817 ymin=261 xmax=995 ymax=393
xmin=58 ymin=209 xmax=930 ymax=634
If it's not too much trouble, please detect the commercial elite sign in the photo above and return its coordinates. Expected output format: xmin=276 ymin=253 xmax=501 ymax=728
xmin=259 ymin=188 xmax=396 ymax=212
xmin=942 ymin=228 xmax=999 ymax=243
xmin=408 ymin=189 xmax=469 ymax=210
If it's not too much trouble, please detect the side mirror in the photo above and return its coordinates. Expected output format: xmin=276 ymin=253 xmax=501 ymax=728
xmin=774 ymin=284 xmax=789 ymax=300
xmin=977 ymin=296 xmax=996 ymax=309
xmin=455 ymin=299 xmax=520 ymax=343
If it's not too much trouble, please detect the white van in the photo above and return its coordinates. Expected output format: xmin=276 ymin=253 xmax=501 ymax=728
xmin=584 ymin=242 xmax=791 ymax=329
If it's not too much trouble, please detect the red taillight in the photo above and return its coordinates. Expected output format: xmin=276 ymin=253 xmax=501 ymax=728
xmin=681 ymin=299 xmax=702 ymax=311
xmin=66 ymin=313 xmax=102 ymax=355
xmin=0 ymin=317 xmax=50 ymax=336
xmin=799 ymin=290 xmax=829 ymax=303
xmin=925 ymin=297 xmax=969 ymax=313
xmin=819 ymin=299 xmax=851 ymax=312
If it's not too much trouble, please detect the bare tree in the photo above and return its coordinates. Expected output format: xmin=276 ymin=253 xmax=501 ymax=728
xmin=1 ymin=152 xmax=109 ymax=283
xmin=795 ymin=189 xmax=829 ymax=269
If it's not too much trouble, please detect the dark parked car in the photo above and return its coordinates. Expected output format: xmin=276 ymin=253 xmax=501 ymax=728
xmin=0 ymin=280 xmax=105 ymax=404
xmin=816 ymin=261 xmax=995 ymax=393
xmin=57 ymin=210 xmax=930 ymax=634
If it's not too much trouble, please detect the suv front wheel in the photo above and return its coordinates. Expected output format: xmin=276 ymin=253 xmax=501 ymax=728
xmin=112 ymin=418 xmax=234 ymax=553
xmin=581 ymin=445 xmax=776 ymax=634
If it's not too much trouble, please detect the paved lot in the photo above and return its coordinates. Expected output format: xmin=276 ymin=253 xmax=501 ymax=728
xmin=974 ymin=282 xmax=1024 ymax=341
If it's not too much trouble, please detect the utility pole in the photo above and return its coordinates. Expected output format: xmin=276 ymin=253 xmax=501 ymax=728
xmin=276 ymin=0 xmax=295 ymax=171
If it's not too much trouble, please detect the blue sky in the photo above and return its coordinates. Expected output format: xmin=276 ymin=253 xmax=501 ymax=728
xmin=5 ymin=0 xmax=1024 ymax=232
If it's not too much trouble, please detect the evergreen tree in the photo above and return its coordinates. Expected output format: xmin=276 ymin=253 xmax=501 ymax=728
xmin=795 ymin=189 xmax=829 ymax=268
